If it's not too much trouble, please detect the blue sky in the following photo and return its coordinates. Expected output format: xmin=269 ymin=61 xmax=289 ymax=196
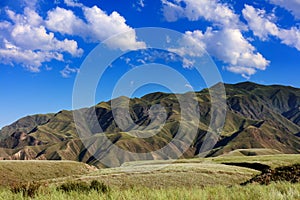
xmin=0 ymin=0 xmax=300 ymax=128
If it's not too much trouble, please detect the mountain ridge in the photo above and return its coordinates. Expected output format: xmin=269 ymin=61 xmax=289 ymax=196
xmin=0 ymin=82 xmax=299 ymax=167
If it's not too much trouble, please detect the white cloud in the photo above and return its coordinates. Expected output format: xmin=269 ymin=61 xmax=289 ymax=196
xmin=226 ymin=66 xmax=257 ymax=79
xmin=277 ymin=27 xmax=300 ymax=51
xmin=23 ymin=8 xmax=43 ymax=26
xmin=185 ymin=83 xmax=193 ymax=90
xmin=1 ymin=1 xmax=144 ymax=71
xmin=162 ymin=1 xmax=300 ymax=77
xmin=182 ymin=58 xmax=195 ymax=69
xmin=161 ymin=0 xmax=268 ymax=77
xmin=138 ymin=0 xmax=145 ymax=8
xmin=6 ymin=8 xmax=43 ymax=27
xmin=162 ymin=0 xmax=244 ymax=29
xmin=0 ymin=8 xmax=83 ymax=72
xmin=243 ymin=5 xmax=300 ymax=51
xmin=269 ymin=0 xmax=300 ymax=19
xmin=0 ymin=1 xmax=145 ymax=72
xmin=137 ymin=58 xmax=146 ymax=64
xmin=83 ymin=6 xmax=128 ymax=36
xmin=120 ymin=57 xmax=131 ymax=64
xmin=0 ymin=40 xmax=64 ymax=72
xmin=46 ymin=7 xmax=85 ymax=35
xmin=83 ymin=6 xmax=145 ymax=50
xmin=242 ymin=5 xmax=279 ymax=41
xmin=162 ymin=0 xmax=183 ymax=21
xmin=132 ymin=0 xmax=146 ymax=12
xmin=46 ymin=5 xmax=145 ymax=50
xmin=64 ymin=0 xmax=84 ymax=7
xmin=169 ymin=32 xmax=206 ymax=58
xmin=176 ymin=28 xmax=269 ymax=77
xmin=23 ymin=0 xmax=39 ymax=9
xmin=11 ymin=24 xmax=82 ymax=56
xmin=60 ymin=65 xmax=79 ymax=78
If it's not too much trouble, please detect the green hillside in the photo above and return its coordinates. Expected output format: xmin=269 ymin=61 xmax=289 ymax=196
xmin=0 ymin=82 xmax=299 ymax=167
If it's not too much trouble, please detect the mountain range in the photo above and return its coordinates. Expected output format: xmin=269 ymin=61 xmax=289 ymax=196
xmin=0 ymin=82 xmax=299 ymax=167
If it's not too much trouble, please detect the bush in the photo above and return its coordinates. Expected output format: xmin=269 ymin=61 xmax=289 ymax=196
xmin=10 ymin=182 xmax=42 ymax=198
xmin=90 ymin=180 xmax=110 ymax=193
xmin=242 ymin=164 xmax=300 ymax=185
xmin=58 ymin=181 xmax=90 ymax=192
xmin=58 ymin=180 xmax=110 ymax=193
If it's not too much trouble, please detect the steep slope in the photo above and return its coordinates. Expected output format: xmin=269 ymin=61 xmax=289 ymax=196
xmin=0 ymin=82 xmax=299 ymax=167
xmin=212 ymin=122 xmax=300 ymax=156
xmin=0 ymin=114 xmax=54 ymax=139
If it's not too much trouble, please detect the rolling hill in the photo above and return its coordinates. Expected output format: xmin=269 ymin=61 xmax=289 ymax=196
xmin=0 ymin=82 xmax=299 ymax=167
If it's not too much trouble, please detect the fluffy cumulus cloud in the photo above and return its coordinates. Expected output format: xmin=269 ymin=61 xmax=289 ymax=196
xmin=279 ymin=28 xmax=300 ymax=50
xmin=162 ymin=0 xmax=243 ymax=29
xmin=3 ymin=0 xmax=300 ymax=78
xmin=0 ymin=39 xmax=64 ymax=72
xmin=45 ymin=7 xmax=85 ymax=36
xmin=0 ymin=8 xmax=82 ymax=72
xmin=0 ymin=0 xmax=144 ymax=73
xmin=269 ymin=0 xmax=300 ymax=19
xmin=242 ymin=5 xmax=279 ymax=41
xmin=226 ymin=66 xmax=257 ymax=78
xmin=243 ymin=5 xmax=300 ymax=51
xmin=178 ymin=28 xmax=269 ymax=78
xmin=46 ymin=4 xmax=145 ymax=50
xmin=162 ymin=0 xmax=269 ymax=77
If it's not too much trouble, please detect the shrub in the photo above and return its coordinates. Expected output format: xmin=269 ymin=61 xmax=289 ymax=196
xmin=10 ymin=182 xmax=42 ymax=198
xmin=58 ymin=181 xmax=90 ymax=192
xmin=90 ymin=180 xmax=110 ymax=193
xmin=242 ymin=164 xmax=300 ymax=185
xmin=58 ymin=180 xmax=110 ymax=193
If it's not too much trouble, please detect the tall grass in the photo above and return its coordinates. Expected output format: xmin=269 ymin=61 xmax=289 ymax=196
xmin=0 ymin=182 xmax=299 ymax=200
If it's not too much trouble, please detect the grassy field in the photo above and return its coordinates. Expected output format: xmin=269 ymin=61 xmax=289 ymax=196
xmin=0 ymin=154 xmax=299 ymax=199
xmin=0 ymin=160 xmax=96 ymax=186
xmin=210 ymin=154 xmax=300 ymax=168
xmin=172 ymin=154 xmax=300 ymax=169
xmin=74 ymin=162 xmax=258 ymax=189
xmin=0 ymin=182 xmax=299 ymax=200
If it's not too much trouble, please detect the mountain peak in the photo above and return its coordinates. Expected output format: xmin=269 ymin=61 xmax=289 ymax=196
xmin=231 ymin=81 xmax=264 ymax=90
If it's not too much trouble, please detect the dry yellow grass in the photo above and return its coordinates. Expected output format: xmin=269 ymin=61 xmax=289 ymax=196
xmin=0 ymin=160 xmax=96 ymax=186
